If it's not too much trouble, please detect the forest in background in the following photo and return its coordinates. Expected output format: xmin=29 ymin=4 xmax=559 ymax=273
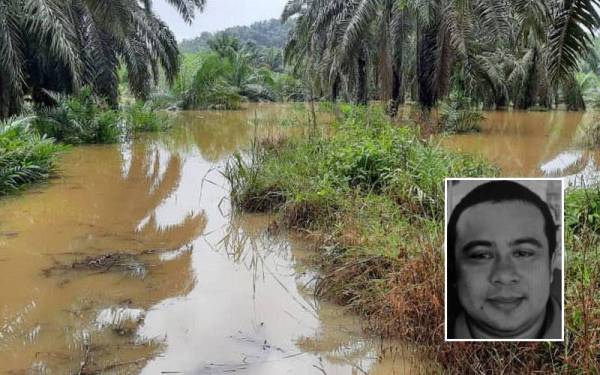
xmin=179 ymin=18 xmax=295 ymax=52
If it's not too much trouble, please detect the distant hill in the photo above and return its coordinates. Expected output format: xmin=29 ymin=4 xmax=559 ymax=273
xmin=180 ymin=19 xmax=294 ymax=53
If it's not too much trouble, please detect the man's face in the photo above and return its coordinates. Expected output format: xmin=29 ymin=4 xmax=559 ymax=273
xmin=454 ymin=200 xmax=553 ymax=337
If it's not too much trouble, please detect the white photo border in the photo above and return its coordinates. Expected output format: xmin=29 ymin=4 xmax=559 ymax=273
xmin=444 ymin=177 xmax=565 ymax=342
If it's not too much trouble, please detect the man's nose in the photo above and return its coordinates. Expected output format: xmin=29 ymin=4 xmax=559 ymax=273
xmin=489 ymin=253 xmax=520 ymax=285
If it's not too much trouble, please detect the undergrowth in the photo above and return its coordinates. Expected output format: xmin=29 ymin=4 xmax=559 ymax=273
xmin=1 ymin=90 xmax=171 ymax=196
xmin=0 ymin=116 xmax=64 ymax=195
xmin=32 ymin=88 xmax=172 ymax=145
xmin=438 ymin=92 xmax=484 ymax=133
xmin=224 ymin=105 xmax=600 ymax=373
xmin=33 ymin=87 xmax=122 ymax=144
xmin=123 ymin=101 xmax=171 ymax=133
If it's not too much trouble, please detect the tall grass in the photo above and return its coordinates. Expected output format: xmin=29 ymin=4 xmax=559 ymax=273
xmin=0 ymin=116 xmax=63 ymax=195
xmin=563 ymin=187 xmax=600 ymax=372
xmin=224 ymin=105 xmax=600 ymax=373
xmin=574 ymin=111 xmax=600 ymax=148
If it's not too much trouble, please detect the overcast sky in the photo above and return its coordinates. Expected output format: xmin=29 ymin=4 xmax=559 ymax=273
xmin=154 ymin=0 xmax=289 ymax=41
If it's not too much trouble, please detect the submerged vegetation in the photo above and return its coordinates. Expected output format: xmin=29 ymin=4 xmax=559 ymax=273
xmin=225 ymin=106 xmax=600 ymax=373
xmin=1 ymin=88 xmax=173 ymax=193
xmin=438 ymin=92 xmax=483 ymax=133
xmin=0 ymin=116 xmax=63 ymax=195
xmin=33 ymin=88 xmax=122 ymax=144
xmin=123 ymin=102 xmax=171 ymax=133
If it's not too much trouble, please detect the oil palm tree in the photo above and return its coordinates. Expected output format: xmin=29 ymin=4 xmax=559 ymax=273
xmin=0 ymin=0 xmax=206 ymax=118
xmin=283 ymin=0 xmax=600 ymax=111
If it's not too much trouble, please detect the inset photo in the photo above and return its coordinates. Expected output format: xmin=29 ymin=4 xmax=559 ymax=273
xmin=445 ymin=178 xmax=564 ymax=341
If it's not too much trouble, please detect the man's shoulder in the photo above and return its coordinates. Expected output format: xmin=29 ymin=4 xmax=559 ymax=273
xmin=541 ymin=296 xmax=562 ymax=340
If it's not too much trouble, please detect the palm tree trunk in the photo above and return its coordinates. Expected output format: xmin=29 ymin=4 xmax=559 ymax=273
xmin=355 ymin=48 xmax=369 ymax=105
xmin=387 ymin=69 xmax=403 ymax=117
xmin=0 ymin=77 xmax=9 ymax=119
xmin=435 ymin=33 xmax=452 ymax=99
xmin=332 ymin=75 xmax=341 ymax=102
xmin=0 ymin=75 xmax=22 ymax=119
xmin=495 ymin=95 xmax=507 ymax=109
xmin=515 ymin=48 xmax=539 ymax=110
xmin=417 ymin=25 xmax=438 ymax=109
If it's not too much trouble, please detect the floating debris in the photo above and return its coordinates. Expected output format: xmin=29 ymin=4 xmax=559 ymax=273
xmin=43 ymin=253 xmax=147 ymax=279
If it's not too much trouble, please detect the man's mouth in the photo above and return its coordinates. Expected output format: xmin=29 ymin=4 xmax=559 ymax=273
xmin=487 ymin=296 xmax=525 ymax=311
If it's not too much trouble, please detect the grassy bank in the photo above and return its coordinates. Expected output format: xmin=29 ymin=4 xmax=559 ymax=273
xmin=224 ymin=105 xmax=599 ymax=373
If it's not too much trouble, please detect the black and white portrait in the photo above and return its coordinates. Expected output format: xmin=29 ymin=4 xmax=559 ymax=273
xmin=445 ymin=179 xmax=563 ymax=341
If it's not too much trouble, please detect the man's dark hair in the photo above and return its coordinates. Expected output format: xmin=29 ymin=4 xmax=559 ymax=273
xmin=446 ymin=180 xmax=558 ymax=335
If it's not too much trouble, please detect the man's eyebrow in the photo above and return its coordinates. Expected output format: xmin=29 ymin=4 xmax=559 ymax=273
xmin=510 ymin=237 xmax=543 ymax=248
xmin=461 ymin=240 xmax=492 ymax=253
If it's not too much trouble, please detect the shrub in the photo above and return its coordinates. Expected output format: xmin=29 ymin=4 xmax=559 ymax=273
xmin=225 ymin=104 xmax=496 ymax=223
xmin=438 ymin=91 xmax=484 ymax=133
xmin=0 ymin=116 xmax=63 ymax=195
xmin=565 ymin=186 xmax=600 ymax=235
xmin=33 ymin=87 xmax=123 ymax=144
xmin=123 ymin=102 xmax=170 ymax=133
xmin=180 ymin=53 xmax=242 ymax=110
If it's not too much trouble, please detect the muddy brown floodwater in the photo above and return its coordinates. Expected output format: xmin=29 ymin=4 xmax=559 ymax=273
xmin=5 ymin=106 xmax=591 ymax=374
xmin=0 ymin=104 xmax=423 ymax=374
xmin=442 ymin=110 xmax=600 ymax=183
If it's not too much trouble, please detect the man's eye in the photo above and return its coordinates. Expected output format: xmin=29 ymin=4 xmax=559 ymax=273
xmin=514 ymin=249 xmax=534 ymax=258
xmin=469 ymin=251 xmax=492 ymax=260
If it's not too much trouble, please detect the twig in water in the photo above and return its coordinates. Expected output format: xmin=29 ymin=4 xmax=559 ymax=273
xmin=77 ymin=343 xmax=90 ymax=375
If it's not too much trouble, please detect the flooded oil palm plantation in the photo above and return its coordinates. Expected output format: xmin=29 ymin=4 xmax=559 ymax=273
xmin=0 ymin=105 xmax=420 ymax=374
xmin=2 ymin=104 xmax=597 ymax=373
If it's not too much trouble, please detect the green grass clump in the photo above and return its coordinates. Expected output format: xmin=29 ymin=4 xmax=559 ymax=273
xmin=33 ymin=87 xmax=123 ymax=144
xmin=565 ymin=186 xmax=600 ymax=234
xmin=0 ymin=116 xmax=64 ymax=195
xmin=226 ymin=105 xmax=495 ymax=231
xmin=225 ymin=106 xmax=497 ymax=266
xmin=123 ymin=102 xmax=171 ymax=133
xmin=225 ymin=105 xmax=600 ymax=373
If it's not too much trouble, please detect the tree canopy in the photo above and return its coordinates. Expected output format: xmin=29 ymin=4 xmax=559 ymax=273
xmin=0 ymin=0 xmax=205 ymax=118
xmin=283 ymin=0 xmax=600 ymax=112
xmin=179 ymin=18 xmax=295 ymax=53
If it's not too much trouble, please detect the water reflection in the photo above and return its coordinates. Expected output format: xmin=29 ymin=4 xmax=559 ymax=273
xmin=0 ymin=104 xmax=421 ymax=374
xmin=442 ymin=110 xmax=600 ymax=183
xmin=0 ymin=137 xmax=204 ymax=372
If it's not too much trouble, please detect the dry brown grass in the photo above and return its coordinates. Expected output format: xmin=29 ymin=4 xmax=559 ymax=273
xmin=238 ymin=185 xmax=287 ymax=212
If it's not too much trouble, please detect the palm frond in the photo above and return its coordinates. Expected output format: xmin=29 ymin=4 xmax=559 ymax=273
xmin=548 ymin=0 xmax=600 ymax=83
xmin=162 ymin=0 xmax=206 ymax=24
xmin=25 ymin=0 xmax=83 ymax=87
